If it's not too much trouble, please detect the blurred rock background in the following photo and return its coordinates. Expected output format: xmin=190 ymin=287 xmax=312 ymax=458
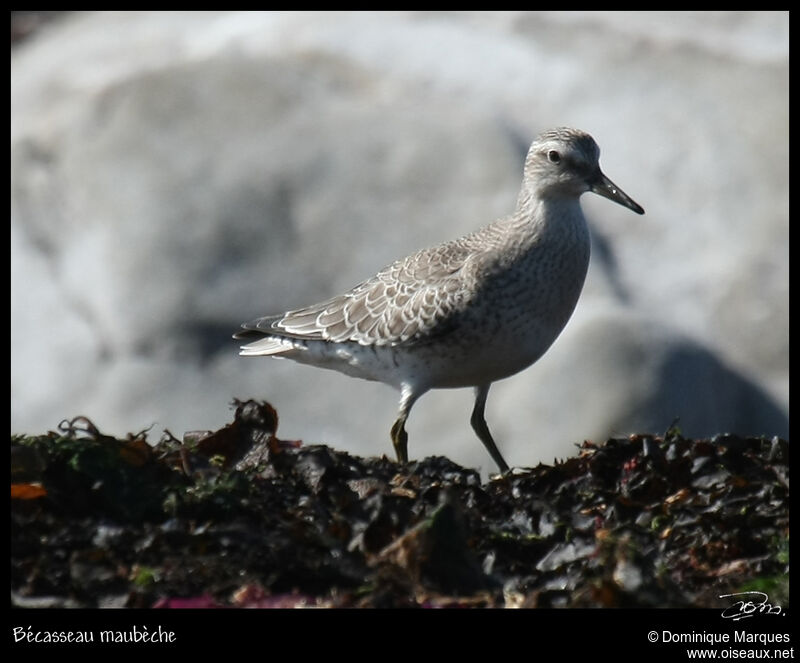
xmin=11 ymin=11 xmax=788 ymax=472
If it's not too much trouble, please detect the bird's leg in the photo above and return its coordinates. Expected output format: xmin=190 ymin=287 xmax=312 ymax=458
xmin=390 ymin=415 xmax=409 ymax=464
xmin=390 ymin=384 xmax=419 ymax=465
xmin=471 ymin=384 xmax=510 ymax=473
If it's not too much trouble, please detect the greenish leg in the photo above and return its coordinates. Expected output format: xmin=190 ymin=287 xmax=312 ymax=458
xmin=471 ymin=383 xmax=510 ymax=473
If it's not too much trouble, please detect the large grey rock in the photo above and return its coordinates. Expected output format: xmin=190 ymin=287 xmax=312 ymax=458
xmin=11 ymin=12 xmax=788 ymax=470
xmin=487 ymin=303 xmax=788 ymax=468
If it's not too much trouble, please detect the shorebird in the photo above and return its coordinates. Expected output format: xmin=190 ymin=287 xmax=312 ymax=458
xmin=234 ymin=127 xmax=644 ymax=472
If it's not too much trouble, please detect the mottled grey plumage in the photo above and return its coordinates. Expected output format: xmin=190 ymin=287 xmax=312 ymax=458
xmin=235 ymin=127 xmax=644 ymax=472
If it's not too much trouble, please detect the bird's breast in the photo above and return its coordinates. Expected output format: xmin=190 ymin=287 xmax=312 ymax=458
xmin=442 ymin=214 xmax=591 ymax=383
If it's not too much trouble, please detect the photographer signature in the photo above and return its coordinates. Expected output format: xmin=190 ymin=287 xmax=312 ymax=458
xmin=719 ymin=591 xmax=783 ymax=621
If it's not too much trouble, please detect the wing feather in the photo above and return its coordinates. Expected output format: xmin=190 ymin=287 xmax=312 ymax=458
xmin=236 ymin=234 xmax=489 ymax=348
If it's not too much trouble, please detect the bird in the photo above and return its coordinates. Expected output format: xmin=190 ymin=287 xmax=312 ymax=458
xmin=234 ymin=127 xmax=644 ymax=473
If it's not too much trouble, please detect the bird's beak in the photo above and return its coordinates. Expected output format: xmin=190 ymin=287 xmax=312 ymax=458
xmin=590 ymin=171 xmax=645 ymax=215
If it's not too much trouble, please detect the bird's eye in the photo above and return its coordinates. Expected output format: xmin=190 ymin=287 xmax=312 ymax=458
xmin=547 ymin=150 xmax=561 ymax=164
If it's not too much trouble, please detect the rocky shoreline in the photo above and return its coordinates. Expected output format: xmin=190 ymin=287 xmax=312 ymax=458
xmin=11 ymin=400 xmax=789 ymax=609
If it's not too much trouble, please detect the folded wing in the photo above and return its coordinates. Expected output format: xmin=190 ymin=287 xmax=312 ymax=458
xmin=235 ymin=240 xmax=478 ymax=353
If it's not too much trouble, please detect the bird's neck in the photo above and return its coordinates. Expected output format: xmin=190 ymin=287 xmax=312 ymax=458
xmin=509 ymin=192 xmax=586 ymax=242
